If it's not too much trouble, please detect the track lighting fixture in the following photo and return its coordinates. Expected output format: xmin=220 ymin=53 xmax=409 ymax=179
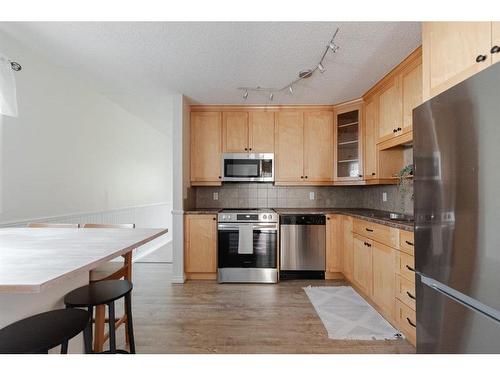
xmin=237 ymin=28 xmax=339 ymax=101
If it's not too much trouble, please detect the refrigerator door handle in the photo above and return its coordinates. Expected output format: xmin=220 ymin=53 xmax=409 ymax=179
xmin=420 ymin=274 xmax=500 ymax=323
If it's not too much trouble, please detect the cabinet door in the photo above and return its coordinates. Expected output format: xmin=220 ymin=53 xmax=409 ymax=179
xmin=372 ymin=241 xmax=396 ymax=319
xmin=223 ymin=112 xmax=248 ymax=152
xmin=378 ymin=77 xmax=402 ymax=142
xmin=326 ymin=214 xmax=343 ymax=272
xmin=275 ymin=111 xmax=304 ymax=182
xmin=334 ymin=102 xmax=363 ymax=181
xmin=401 ymin=59 xmax=422 ymax=134
xmin=423 ymin=22 xmax=492 ymax=100
xmin=352 ymin=235 xmax=373 ymax=296
xmin=249 ymin=111 xmax=275 ymax=153
xmin=342 ymin=215 xmax=354 ymax=279
xmin=184 ymin=214 xmax=217 ymax=274
xmin=364 ymin=96 xmax=378 ymax=180
xmin=304 ymin=111 xmax=334 ymax=182
xmin=191 ymin=112 xmax=222 ymax=183
xmin=492 ymin=22 xmax=500 ymax=65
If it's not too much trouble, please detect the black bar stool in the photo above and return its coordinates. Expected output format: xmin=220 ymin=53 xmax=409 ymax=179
xmin=64 ymin=279 xmax=135 ymax=354
xmin=0 ymin=309 xmax=90 ymax=354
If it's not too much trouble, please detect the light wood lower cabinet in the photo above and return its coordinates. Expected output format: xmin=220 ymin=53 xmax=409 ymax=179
xmin=184 ymin=214 xmax=217 ymax=280
xmin=396 ymin=274 xmax=416 ymax=310
xmin=326 ymin=214 xmax=343 ymax=273
xmin=352 ymin=234 xmax=373 ymax=297
xmin=342 ymin=216 xmax=354 ymax=280
xmin=400 ymin=230 xmax=415 ymax=256
xmin=353 ymin=218 xmax=400 ymax=249
xmin=371 ymin=241 xmax=396 ymax=319
xmin=396 ymin=299 xmax=416 ymax=346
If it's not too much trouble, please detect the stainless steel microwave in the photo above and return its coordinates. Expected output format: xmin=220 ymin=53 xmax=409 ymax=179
xmin=222 ymin=153 xmax=274 ymax=182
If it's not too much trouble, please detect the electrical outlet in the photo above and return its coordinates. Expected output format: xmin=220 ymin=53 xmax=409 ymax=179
xmin=309 ymin=192 xmax=315 ymax=200
xmin=213 ymin=192 xmax=219 ymax=201
xmin=382 ymin=192 xmax=387 ymax=202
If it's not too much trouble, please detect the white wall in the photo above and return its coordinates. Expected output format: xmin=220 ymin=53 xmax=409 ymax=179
xmin=0 ymin=30 xmax=173 ymax=259
xmin=171 ymin=94 xmax=190 ymax=282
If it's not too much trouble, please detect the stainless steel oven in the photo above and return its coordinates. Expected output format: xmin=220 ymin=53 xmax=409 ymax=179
xmin=217 ymin=209 xmax=278 ymax=283
xmin=222 ymin=153 xmax=274 ymax=182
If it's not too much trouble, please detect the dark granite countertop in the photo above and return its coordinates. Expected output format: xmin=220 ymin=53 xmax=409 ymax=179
xmin=185 ymin=208 xmax=414 ymax=231
xmin=273 ymin=208 xmax=414 ymax=231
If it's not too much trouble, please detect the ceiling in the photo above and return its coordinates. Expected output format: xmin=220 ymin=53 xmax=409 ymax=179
xmin=0 ymin=22 xmax=421 ymax=132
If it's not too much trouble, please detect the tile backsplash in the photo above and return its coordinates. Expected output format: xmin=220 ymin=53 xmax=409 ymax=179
xmin=194 ymin=181 xmax=414 ymax=215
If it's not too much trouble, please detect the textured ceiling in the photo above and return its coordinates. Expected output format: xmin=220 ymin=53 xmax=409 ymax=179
xmin=0 ymin=22 xmax=421 ymax=132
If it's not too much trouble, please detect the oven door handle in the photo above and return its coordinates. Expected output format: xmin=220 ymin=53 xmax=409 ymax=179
xmin=218 ymin=224 xmax=278 ymax=231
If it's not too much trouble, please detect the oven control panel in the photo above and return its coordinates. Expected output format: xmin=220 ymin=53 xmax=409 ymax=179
xmin=218 ymin=210 xmax=277 ymax=223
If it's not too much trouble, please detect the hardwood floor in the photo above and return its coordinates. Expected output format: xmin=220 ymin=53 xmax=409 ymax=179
xmin=126 ymin=263 xmax=415 ymax=354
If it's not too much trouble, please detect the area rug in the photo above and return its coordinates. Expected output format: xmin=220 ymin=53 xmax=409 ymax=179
xmin=303 ymin=286 xmax=402 ymax=340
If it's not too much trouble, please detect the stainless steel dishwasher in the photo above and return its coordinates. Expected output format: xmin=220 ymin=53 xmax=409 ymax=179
xmin=279 ymin=214 xmax=326 ymax=279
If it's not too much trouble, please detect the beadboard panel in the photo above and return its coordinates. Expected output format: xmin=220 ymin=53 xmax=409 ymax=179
xmin=0 ymin=203 xmax=172 ymax=262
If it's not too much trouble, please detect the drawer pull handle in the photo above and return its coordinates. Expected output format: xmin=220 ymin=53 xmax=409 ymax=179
xmin=364 ymin=242 xmax=372 ymax=247
xmin=406 ymin=291 xmax=416 ymax=300
xmin=406 ymin=317 xmax=417 ymax=328
xmin=365 ymin=228 xmax=374 ymax=232
xmin=476 ymin=54 xmax=487 ymax=63
xmin=405 ymin=240 xmax=414 ymax=246
xmin=406 ymin=265 xmax=415 ymax=272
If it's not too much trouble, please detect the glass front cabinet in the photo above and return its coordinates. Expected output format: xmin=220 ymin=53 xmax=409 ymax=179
xmin=333 ymin=99 xmax=364 ymax=182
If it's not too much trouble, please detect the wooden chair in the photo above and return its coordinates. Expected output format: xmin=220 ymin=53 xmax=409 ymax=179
xmin=83 ymin=223 xmax=135 ymax=352
xmin=27 ymin=223 xmax=80 ymax=228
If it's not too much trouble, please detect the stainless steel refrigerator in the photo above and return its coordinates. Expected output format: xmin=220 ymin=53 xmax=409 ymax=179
xmin=413 ymin=62 xmax=500 ymax=353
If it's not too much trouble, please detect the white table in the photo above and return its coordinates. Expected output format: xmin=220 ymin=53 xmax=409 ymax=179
xmin=0 ymin=227 xmax=167 ymax=352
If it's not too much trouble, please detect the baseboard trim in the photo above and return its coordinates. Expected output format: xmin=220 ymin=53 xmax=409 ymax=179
xmin=170 ymin=274 xmax=187 ymax=284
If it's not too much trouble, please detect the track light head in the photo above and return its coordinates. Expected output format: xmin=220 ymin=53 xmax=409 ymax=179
xmin=318 ymin=63 xmax=326 ymax=73
xmin=329 ymin=42 xmax=339 ymax=53
xmin=289 ymin=85 xmax=294 ymax=95
xmin=269 ymin=93 xmax=274 ymax=101
xmin=243 ymin=90 xmax=248 ymax=99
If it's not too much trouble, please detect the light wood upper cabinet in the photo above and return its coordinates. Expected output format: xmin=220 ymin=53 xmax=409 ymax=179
xmin=352 ymin=234 xmax=373 ymax=297
xmin=422 ymin=22 xmax=492 ymax=100
xmin=401 ymin=58 xmax=422 ymax=133
xmin=191 ymin=112 xmax=222 ymax=184
xmin=334 ymin=100 xmax=363 ymax=181
xmin=223 ymin=112 xmax=248 ymax=152
xmin=378 ymin=76 xmax=402 ymax=142
xmin=249 ymin=112 xmax=275 ymax=153
xmin=371 ymin=241 xmax=396 ymax=319
xmin=342 ymin=215 xmax=354 ymax=280
xmin=275 ymin=111 xmax=304 ymax=182
xmin=184 ymin=214 xmax=217 ymax=276
xmin=363 ymin=96 xmax=378 ymax=180
xmin=493 ymin=22 xmax=500 ymax=65
xmin=304 ymin=111 xmax=334 ymax=182
xmin=326 ymin=214 xmax=343 ymax=272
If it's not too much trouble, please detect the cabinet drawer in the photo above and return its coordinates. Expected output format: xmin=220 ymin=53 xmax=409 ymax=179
xmin=400 ymin=230 xmax=415 ymax=256
xmin=396 ymin=299 xmax=416 ymax=345
xmin=397 ymin=251 xmax=415 ymax=282
xmin=353 ymin=219 xmax=400 ymax=249
xmin=396 ymin=274 xmax=416 ymax=310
